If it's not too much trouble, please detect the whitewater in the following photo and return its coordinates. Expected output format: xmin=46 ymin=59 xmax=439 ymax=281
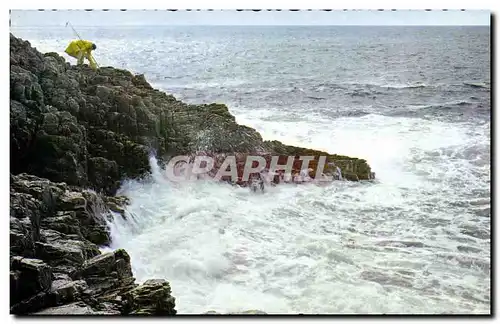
xmin=11 ymin=25 xmax=491 ymax=314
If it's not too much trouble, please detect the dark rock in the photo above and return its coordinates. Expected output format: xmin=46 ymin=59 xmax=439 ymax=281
xmin=58 ymin=191 xmax=87 ymax=211
xmin=11 ymin=290 xmax=54 ymax=315
xmin=11 ymin=173 xmax=112 ymax=247
xmin=342 ymin=172 xmax=360 ymax=182
xmin=123 ymin=279 xmax=176 ymax=315
xmin=103 ymin=196 xmax=129 ymax=218
xmin=41 ymin=212 xmax=82 ymax=236
xmin=50 ymin=279 xmax=88 ymax=305
xmin=10 ymin=216 xmax=37 ymax=258
xmin=36 ymin=229 xmax=101 ymax=271
xmin=35 ymin=239 xmax=100 ymax=269
xmin=8 ymin=173 xmax=158 ymax=315
xmin=10 ymin=192 xmax=43 ymax=257
xmin=78 ymin=249 xmax=132 ymax=279
xmin=87 ymin=157 xmax=120 ymax=195
xmin=10 ymin=257 xmax=52 ymax=305
xmin=76 ymin=249 xmax=135 ymax=298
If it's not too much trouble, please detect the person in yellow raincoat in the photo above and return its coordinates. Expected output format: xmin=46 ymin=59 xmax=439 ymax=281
xmin=64 ymin=40 xmax=98 ymax=70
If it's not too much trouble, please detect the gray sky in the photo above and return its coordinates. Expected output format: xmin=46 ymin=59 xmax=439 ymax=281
xmin=10 ymin=9 xmax=490 ymax=26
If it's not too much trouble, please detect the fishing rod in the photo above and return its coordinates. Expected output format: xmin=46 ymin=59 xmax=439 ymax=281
xmin=65 ymin=21 xmax=83 ymax=40
xmin=65 ymin=21 xmax=100 ymax=69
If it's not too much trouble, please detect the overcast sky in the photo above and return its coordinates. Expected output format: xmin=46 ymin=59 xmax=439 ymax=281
xmin=10 ymin=9 xmax=490 ymax=26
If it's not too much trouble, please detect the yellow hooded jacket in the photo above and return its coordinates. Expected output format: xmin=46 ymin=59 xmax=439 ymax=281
xmin=65 ymin=40 xmax=97 ymax=70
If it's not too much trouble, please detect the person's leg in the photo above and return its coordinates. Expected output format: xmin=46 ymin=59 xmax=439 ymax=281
xmin=87 ymin=53 xmax=98 ymax=70
xmin=76 ymin=51 xmax=84 ymax=65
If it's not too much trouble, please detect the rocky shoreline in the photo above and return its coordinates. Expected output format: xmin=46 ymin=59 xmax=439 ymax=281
xmin=10 ymin=33 xmax=374 ymax=315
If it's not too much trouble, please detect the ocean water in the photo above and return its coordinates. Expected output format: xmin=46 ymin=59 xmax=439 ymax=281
xmin=11 ymin=25 xmax=491 ymax=314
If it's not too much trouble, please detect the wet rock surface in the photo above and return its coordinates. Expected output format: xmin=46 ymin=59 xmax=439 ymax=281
xmin=122 ymin=279 xmax=177 ymax=315
xmin=9 ymin=174 xmax=176 ymax=315
xmin=10 ymin=33 xmax=374 ymax=315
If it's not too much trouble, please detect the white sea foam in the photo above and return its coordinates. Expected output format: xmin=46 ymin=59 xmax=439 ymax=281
xmin=105 ymin=111 xmax=490 ymax=314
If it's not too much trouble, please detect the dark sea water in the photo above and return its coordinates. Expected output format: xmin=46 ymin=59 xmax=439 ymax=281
xmin=11 ymin=26 xmax=491 ymax=314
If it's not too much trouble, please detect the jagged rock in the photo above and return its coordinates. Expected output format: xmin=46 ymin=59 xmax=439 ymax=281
xmin=35 ymin=233 xmax=101 ymax=272
xmin=123 ymin=279 xmax=176 ymax=315
xmin=11 ymin=290 xmax=54 ymax=315
xmin=59 ymin=191 xmax=87 ymax=211
xmin=87 ymin=157 xmax=120 ymax=195
xmin=8 ymin=173 xmax=158 ymax=315
xmin=342 ymin=172 xmax=360 ymax=182
xmin=11 ymin=173 xmax=67 ymax=198
xmin=10 ymin=257 xmax=52 ymax=307
xmin=75 ymin=249 xmax=135 ymax=297
xmin=72 ymin=190 xmax=111 ymax=246
xmin=103 ymin=195 xmax=129 ymax=218
xmin=11 ymin=173 xmax=111 ymax=247
xmin=71 ymin=250 xmax=175 ymax=315
xmin=51 ymin=279 xmax=88 ymax=305
xmin=10 ymin=192 xmax=43 ymax=257
xmin=78 ymin=249 xmax=132 ymax=279
xmin=40 ymin=211 xmax=82 ymax=236
xmin=10 ymin=216 xmax=37 ymax=258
